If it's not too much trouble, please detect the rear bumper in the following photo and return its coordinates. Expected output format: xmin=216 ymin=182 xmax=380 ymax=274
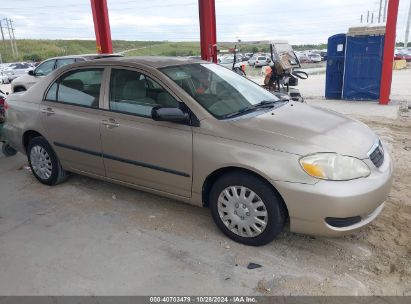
xmin=273 ymin=150 xmax=393 ymax=237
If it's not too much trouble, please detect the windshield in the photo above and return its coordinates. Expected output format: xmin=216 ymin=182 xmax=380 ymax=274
xmin=161 ymin=63 xmax=280 ymax=119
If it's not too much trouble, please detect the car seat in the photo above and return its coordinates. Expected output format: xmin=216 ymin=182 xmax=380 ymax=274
xmin=122 ymin=80 xmax=156 ymax=105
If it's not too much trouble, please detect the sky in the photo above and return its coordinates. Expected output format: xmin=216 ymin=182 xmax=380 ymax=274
xmin=1 ymin=0 xmax=410 ymax=45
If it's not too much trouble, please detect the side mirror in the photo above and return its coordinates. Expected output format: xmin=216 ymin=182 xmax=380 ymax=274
xmin=28 ymin=70 xmax=35 ymax=76
xmin=151 ymin=107 xmax=189 ymax=123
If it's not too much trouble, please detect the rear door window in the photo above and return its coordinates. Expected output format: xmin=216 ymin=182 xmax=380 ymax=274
xmin=45 ymin=69 xmax=103 ymax=108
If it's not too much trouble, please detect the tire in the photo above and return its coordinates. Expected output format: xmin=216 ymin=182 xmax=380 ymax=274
xmin=2 ymin=143 xmax=17 ymax=156
xmin=209 ymin=171 xmax=287 ymax=246
xmin=27 ymin=136 xmax=68 ymax=186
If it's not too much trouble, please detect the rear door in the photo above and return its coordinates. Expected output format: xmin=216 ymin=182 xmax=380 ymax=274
xmin=41 ymin=67 xmax=107 ymax=176
xmin=99 ymin=67 xmax=193 ymax=198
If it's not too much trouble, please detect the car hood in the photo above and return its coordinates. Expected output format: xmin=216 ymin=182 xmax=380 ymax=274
xmin=226 ymin=102 xmax=377 ymax=158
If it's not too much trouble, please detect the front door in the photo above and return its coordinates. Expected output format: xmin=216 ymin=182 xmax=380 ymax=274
xmin=41 ymin=68 xmax=106 ymax=176
xmin=100 ymin=68 xmax=193 ymax=198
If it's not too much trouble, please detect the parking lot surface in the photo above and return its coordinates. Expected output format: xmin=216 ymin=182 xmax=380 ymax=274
xmin=0 ymin=109 xmax=410 ymax=295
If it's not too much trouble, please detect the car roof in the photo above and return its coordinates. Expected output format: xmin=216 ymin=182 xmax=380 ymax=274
xmin=46 ymin=54 xmax=124 ymax=61
xmin=67 ymin=56 xmax=208 ymax=69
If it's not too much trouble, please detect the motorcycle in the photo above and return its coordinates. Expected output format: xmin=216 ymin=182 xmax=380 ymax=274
xmin=263 ymin=41 xmax=308 ymax=102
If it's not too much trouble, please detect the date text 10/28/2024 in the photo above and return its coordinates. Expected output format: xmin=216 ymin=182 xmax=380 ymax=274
xmin=150 ymin=297 xmax=257 ymax=303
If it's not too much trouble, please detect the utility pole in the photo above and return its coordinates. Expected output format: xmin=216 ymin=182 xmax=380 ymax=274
xmin=383 ymin=0 xmax=388 ymax=22
xmin=0 ymin=20 xmax=5 ymax=45
xmin=378 ymin=0 xmax=383 ymax=23
xmin=9 ymin=19 xmax=18 ymax=57
xmin=405 ymin=0 xmax=411 ymax=48
xmin=5 ymin=19 xmax=15 ymax=57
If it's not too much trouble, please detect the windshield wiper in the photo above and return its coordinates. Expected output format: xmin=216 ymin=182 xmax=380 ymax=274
xmin=223 ymin=100 xmax=279 ymax=119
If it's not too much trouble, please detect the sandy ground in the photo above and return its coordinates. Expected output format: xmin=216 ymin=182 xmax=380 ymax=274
xmin=0 ymin=67 xmax=410 ymax=296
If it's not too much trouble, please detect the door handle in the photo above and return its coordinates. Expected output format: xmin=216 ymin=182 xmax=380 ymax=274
xmin=101 ymin=119 xmax=120 ymax=128
xmin=41 ymin=107 xmax=55 ymax=115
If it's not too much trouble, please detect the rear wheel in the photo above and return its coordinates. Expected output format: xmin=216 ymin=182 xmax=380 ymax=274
xmin=209 ymin=172 xmax=287 ymax=246
xmin=2 ymin=143 xmax=17 ymax=156
xmin=13 ymin=86 xmax=26 ymax=93
xmin=27 ymin=136 xmax=68 ymax=185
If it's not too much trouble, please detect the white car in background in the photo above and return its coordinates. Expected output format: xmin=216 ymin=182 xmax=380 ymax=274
xmin=0 ymin=70 xmax=10 ymax=84
xmin=296 ymin=52 xmax=315 ymax=63
xmin=3 ymin=62 xmax=33 ymax=83
xmin=248 ymin=54 xmax=271 ymax=67
xmin=11 ymin=53 xmax=123 ymax=92
xmin=307 ymin=53 xmax=322 ymax=63
xmin=218 ymin=55 xmax=246 ymax=75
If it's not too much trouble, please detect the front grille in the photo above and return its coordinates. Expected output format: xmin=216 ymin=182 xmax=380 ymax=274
xmin=369 ymin=140 xmax=384 ymax=168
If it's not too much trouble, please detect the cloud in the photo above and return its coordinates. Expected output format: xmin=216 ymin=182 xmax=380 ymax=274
xmin=6 ymin=0 xmax=411 ymax=44
xmin=110 ymin=14 xmax=195 ymax=28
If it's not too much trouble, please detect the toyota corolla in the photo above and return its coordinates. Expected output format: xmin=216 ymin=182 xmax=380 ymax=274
xmin=3 ymin=57 xmax=393 ymax=246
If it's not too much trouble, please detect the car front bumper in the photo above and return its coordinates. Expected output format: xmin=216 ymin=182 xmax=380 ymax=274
xmin=273 ymin=150 xmax=393 ymax=237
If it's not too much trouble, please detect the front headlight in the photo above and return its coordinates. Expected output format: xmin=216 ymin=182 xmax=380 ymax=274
xmin=299 ymin=153 xmax=370 ymax=181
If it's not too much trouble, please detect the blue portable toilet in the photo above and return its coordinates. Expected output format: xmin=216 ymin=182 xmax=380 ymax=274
xmin=325 ymin=34 xmax=346 ymax=99
xmin=342 ymin=34 xmax=385 ymax=100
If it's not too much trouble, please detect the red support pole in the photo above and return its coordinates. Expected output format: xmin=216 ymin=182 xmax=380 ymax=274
xmin=198 ymin=0 xmax=217 ymax=63
xmin=379 ymin=0 xmax=399 ymax=105
xmin=90 ymin=0 xmax=113 ymax=54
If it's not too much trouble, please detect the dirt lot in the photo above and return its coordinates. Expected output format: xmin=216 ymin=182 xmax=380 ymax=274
xmin=0 ymin=109 xmax=410 ymax=295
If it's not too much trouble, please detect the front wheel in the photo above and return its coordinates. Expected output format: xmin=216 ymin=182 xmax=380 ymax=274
xmin=27 ymin=136 xmax=68 ymax=185
xmin=209 ymin=172 xmax=287 ymax=246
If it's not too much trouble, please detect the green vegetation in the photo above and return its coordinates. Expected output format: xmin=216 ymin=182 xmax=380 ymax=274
xmin=125 ymin=41 xmax=200 ymax=57
xmin=0 ymin=39 xmax=164 ymax=62
xmin=0 ymin=39 xmax=331 ymax=63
